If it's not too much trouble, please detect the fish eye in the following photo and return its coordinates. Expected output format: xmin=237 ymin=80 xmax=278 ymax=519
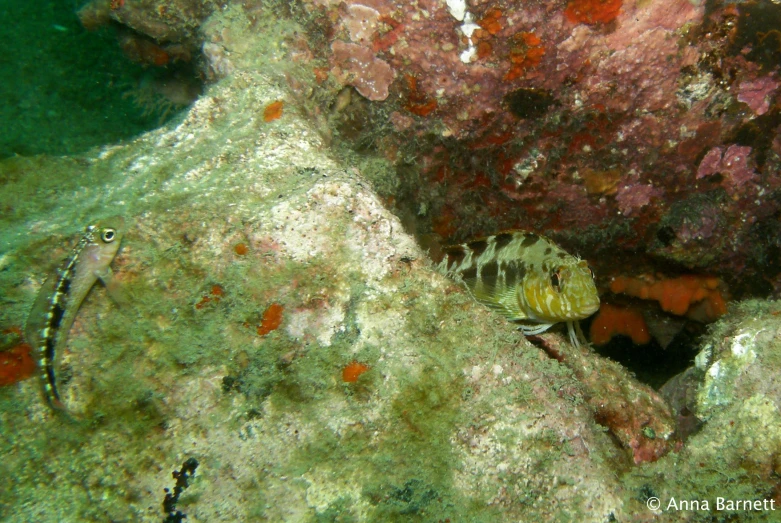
xmin=550 ymin=271 xmax=561 ymax=291
xmin=101 ymin=228 xmax=116 ymax=243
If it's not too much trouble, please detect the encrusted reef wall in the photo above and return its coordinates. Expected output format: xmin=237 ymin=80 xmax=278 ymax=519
xmin=0 ymin=65 xmax=631 ymax=522
xmin=77 ymin=0 xmax=781 ymax=297
xmin=2 ymin=1 xmax=781 ymax=522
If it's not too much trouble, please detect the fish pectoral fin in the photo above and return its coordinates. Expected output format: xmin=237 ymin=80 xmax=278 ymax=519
xmin=465 ymin=279 xmax=528 ymax=322
xmin=94 ymin=266 xmax=115 ymax=284
xmin=95 ymin=267 xmax=130 ymax=308
xmin=106 ymin=283 xmax=130 ymax=309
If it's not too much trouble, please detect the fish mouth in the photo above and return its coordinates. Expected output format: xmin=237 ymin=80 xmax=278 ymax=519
xmin=578 ymin=299 xmax=601 ymax=317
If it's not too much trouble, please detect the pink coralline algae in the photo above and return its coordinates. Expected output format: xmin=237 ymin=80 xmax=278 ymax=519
xmin=615 ymin=184 xmax=663 ymax=217
xmin=737 ymin=76 xmax=779 ymax=115
xmin=679 ymin=205 xmax=720 ymax=244
xmin=343 ymin=3 xmax=381 ymax=45
xmin=570 ymin=0 xmax=702 ymax=113
xmin=330 ymin=41 xmax=395 ymax=101
xmin=696 ymin=145 xmax=758 ymax=194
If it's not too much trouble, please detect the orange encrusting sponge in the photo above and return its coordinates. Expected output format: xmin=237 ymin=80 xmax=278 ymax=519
xmin=342 ymin=361 xmax=370 ymax=383
xmin=0 ymin=343 xmax=36 ymax=386
xmin=590 ymin=304 xmax=650 ymax=345
xmin=564 ymin=0 xmax=622 ymax=25
xmin=263 ymin=100 xmax=284 ymax=122
xmin=609 ymin=275 xmax=727 ymax=321
xmin=257 ymin=303 xmax=284 ymax=335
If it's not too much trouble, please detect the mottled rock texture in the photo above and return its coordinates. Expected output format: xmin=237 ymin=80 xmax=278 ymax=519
xmin=2 ymin=2 xmax=781 ymax=521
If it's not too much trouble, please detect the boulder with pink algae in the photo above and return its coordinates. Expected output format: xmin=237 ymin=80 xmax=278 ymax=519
xmin=79 ymin=0 xmax=216 ymax=46
xmin=650 ymin=192 xmax=730 ymax=269
xmin=696 ymin=145 xmax=759 ymax=196
xmin=615 ymin=183 xmax=664 ymax=218
xmin=78 ymin=0 xmax=219 ymax=69
xmin=330 ymin=40 xmax=395 ymax=101
xmin=75 ymin=0 xmax=781 ymax=299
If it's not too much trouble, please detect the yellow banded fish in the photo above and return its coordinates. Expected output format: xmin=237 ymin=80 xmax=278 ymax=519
xmin=438 ymin=230 xmax=600 ymax=347
xmin=25 ymin=216 xmax=126 ymax=412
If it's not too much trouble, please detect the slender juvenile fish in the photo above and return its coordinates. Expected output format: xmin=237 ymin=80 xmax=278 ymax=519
xmin=24 ymin=216 xmax=126 ymax=411
xmin=439 ymin=230 xmax=600 ymax=347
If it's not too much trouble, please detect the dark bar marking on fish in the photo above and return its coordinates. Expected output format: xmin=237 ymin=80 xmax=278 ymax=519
xmin=446 ymin=247 xmax=466 ymax=266
xmin=45 ymin=363 xmax=60 ymax=402
xmin=480 ymin=261 xmax=499 ymax=288
xmin=469 ymin=240 xmax=488 ymax=257
xmin=59 ymin=277 xmax=72 ymax=297
xmin=460 ymin=267 xmax=478 ymax=282
xmin=521 ymin=234 xmax=539 ymax=247
xmin=45 ymin=337 xmax=56 ymax=361
xmin=503 ymin=262 xmax=526 ymax=289
xmin=494 ymin=233 xmax=514 ymax=249
xmin=50 ymin=302 xmax=65 ymax=330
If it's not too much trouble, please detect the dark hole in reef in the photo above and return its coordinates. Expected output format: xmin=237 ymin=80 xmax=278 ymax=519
xmin=582 ymin=315 xmax=705 ymax=390
xmin=728 ymin=0 xmax=781 ymax=72
xmin=503 ymin=88 xmax=557 ymax=119
xmin=655 ymin=225 xmax=676 ymax=247
xmin=726 ymin=108 xmax=781 ymax=168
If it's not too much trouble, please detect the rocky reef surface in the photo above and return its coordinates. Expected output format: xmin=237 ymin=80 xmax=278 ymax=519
xmin=2 ymin=1 xmax=781 ymax=521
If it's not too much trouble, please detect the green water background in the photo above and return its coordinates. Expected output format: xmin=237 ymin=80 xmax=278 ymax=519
xmin=0 ymin=0 xmax=165 ymax=158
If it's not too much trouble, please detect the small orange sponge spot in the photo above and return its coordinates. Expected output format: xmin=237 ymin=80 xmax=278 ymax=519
xmin=257 ymin=303 xmax=284 ymax=335
xmin=477 ymin=8 xmax=503 ymax=35
xmin=263 ymin=100 xmax=284 ymax=122
xmin=342 ymin=361 xmax=370 ymax=383
xmin=565 ymin=0 xmax=622 ymax=25
xmin=590 ymin=304 xmax=650 ymax=345
xmin=504 ymin=32 xmax=546 ymax=82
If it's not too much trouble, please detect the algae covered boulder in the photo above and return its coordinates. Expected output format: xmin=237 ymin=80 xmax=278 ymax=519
xmin=2 ymin=3 xmax=781 ymax=522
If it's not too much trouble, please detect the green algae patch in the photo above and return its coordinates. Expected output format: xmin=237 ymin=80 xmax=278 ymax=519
xmin=281 ymin=358 xmax=505 ymax=523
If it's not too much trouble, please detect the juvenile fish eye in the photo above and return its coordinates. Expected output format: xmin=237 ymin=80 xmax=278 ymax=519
xmin=101 ymin=228 xmax=116 ymax=243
